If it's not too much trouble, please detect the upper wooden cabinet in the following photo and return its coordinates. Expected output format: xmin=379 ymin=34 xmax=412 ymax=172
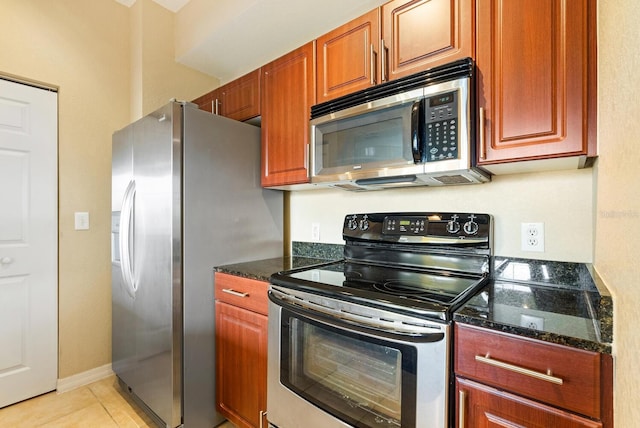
xmin=316 ymin=9 xmax=380 ymax=102
xmin=261 ymin=42 xmax=316 ymax=188
xmin=476 ymin=0 xmax=597 ymax=169
xmin=192 ymin=87 xmax=220 ymax=113
xmin=382 ymin=0 xmax=473 ymax=81
xmin=219 ymin=69 xmax=261 ymax=121
xmin=316 ymin=0 xmax=473 ymax=103
xmin=192 ymin=68 xmax=260 ymax=122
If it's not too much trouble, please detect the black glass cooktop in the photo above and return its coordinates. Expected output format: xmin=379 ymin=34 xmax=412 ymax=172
xmin=272 ymin=260 xmax=488 ymax=321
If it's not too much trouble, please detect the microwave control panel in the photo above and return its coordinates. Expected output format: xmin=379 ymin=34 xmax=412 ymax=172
xmin=425 ymin=91 xmax=459 ymax=162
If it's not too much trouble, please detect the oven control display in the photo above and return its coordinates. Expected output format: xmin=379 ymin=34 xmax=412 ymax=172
xmin=383 ymin=216 xmax=428 ymax=235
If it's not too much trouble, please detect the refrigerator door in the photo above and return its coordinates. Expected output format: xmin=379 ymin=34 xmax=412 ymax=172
xmin=112 ymin=103 xmax=182 ymax=428
xmin=181 ymin=106 xmax=283 ymax=427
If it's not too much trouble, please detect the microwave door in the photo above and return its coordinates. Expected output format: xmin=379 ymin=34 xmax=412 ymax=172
xmin=311 ymin=93 xmax=426 ymax=184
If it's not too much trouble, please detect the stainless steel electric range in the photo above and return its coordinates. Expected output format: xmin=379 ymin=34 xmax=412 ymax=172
xmin=267 ymin=212 xmax=492 ymax=428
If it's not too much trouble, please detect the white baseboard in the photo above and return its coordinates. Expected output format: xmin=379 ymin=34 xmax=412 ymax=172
xmin=56 ymin=363 xmax=114 ymax=393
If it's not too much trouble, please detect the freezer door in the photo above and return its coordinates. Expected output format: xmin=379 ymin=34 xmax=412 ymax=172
xmin=112 ymin=103 xmax=182 ymax=428
xmin=112 ymin=122 xmax=136 ymax=386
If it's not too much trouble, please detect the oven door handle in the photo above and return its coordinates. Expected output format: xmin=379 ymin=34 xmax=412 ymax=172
xmin=269 ymin=290 xmax=446 ymax=344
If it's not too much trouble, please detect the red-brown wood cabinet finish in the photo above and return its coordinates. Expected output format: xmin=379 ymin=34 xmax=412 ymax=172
xmin=214 ymin=272 xmax=268 ymax=428
xmin=261 ymin=42 xmax=315 ymax=187
xmin=192 ymin=69 xmax=260 ymax=122
xmin=455 ymin=323 xmax=613 ymax=427
xmin=316 ymin=0 xmax=472 ymax=104
xmin=456 ymin=377 xmax=602 ymax=428
xmin=316 ymin=8 xmax=380 ymax=103
xmin=381 ymin=0 xmax=473 ymax=82
xmin=476 ymin=0 xmax=596 ymax=165
xmin=192 ymin=87 xmax=220 ymax=113
xmin=218 ymin=69 xmax=261 ymax=121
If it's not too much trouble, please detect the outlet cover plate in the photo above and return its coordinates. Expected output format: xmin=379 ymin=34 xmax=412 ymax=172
xmin=520 ymin=314 xmax=545 ymax=331
xmin=521 ymin=222 xmax=544 ymax=252
xmin=311 ymin=223 xmax=320 ymax=241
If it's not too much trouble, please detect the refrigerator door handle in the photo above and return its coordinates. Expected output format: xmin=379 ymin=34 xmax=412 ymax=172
xmin=119 ymin=179 xmax=137 ymax=298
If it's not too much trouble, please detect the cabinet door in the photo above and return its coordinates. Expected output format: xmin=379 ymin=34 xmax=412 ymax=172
xmin=476 ymin=0 xmax=594 ymax=165
xmin=220 ymin=69 xmax=261 ymax=122
xmin=261 ymin=42 xmax=315 ymax=187
xmin=216 ymin=301 xmax=267 ymax=428
xmin=192 ymin=87 xmax=221 ymax=113
xmin=382 ymin=0 xmax=473 ymax=82
xmin=316 ymin=9 xmax=380 ymax=103
xmin=457 ymin=378 xmax=602 ymax=428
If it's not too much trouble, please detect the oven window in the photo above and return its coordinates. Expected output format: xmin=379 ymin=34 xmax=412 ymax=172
xmin=280 ymin=309 xmax=416 ymax=428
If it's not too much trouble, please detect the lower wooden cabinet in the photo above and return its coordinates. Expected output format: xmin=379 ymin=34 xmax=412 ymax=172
xmin=456 ymin=377 xmax=602 ymax=428
xmin=454 ymin=323 xmax=613 ymax=428
xmin=215 ymin=272 xmax=268 ymax=428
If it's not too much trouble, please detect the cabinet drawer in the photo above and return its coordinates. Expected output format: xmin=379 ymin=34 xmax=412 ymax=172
xmin=215 ymin=272 xmax=268 ymax=315
xmin=456 ymin=377 xmax=602 ymax=428
xmin=455 ymin=323 xmax=601 ymax=419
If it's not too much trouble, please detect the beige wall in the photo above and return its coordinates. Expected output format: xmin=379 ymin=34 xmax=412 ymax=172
xmin=131 ymin=0 xmax=219 ymax=119
xmin=290 ymin=169 xmax=595 ymax=262
xmin=595 ymin=0 xmax=640 ymax=425
xmin=0 ymin=0 xmax=215 ymax=379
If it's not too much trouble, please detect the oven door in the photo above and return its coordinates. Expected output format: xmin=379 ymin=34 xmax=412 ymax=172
xmin=267 ymin=293 xmax=450 ymax=428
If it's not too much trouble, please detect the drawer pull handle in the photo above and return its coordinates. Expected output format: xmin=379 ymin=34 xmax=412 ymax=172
xmin=475 ymin=354 xmax=564 ymax=385
xmin=222 ymin=288 xmax=249 ymax=298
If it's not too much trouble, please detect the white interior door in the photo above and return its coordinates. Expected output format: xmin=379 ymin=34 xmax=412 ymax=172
xmin=0 ymin=78 xmax=58 ymax=408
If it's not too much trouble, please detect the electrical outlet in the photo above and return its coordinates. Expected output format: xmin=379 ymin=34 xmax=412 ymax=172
xmin=311 ymin=223 xmax=320 ymax=241
xmin=74 ymin=212 xmax=90 ymax=230
xmin=520 ymin=314 xmax=545 ymax=331
xmin=521 ymin=222 xmax=544 ymax=252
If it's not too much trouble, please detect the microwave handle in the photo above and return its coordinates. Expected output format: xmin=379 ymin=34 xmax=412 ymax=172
xmin=411 ymin=99 xmax=425 ymax=163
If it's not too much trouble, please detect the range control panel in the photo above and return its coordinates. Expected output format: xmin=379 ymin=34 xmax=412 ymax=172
xmin=343 ymin=212 xmax=492 ymax=247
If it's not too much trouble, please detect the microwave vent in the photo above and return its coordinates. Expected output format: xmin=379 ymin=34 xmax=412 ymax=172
xmin=332 ymin=183 xmax=368 ymax=191
xmin=432 ymin=175 xmax=473 ymax=185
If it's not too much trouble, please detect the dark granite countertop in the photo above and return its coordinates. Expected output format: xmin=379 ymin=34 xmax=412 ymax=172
xmin=214 ymin=256 xmax=335 ymax=283
xmin=454 ymin=257 xmax=613 ymax=354
xmin=214 ymin=243 xmax=613 ymax=354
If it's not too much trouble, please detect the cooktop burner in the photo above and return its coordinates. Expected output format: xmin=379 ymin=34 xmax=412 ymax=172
xmin=375 ymin=280 xmax=456 ymax=298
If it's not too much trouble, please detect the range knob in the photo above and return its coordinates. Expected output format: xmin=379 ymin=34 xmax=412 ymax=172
xmin=463 ymin=215 xmax=479 ymax=235
xmin=446 ymin=214 xmax=461 ymax=234
xmin=359 ymin=215 xmax=370 ymax=231
xmin=347 ymin=215 xmax=358 ymax=231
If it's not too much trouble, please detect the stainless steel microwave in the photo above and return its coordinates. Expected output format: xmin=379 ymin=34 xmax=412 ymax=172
xmin=310 ymin=58 xmax=490 ymax=191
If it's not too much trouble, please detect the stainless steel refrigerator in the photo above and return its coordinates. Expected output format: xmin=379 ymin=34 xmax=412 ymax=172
xmin=111 ymin=101 xmax=283 ymax=428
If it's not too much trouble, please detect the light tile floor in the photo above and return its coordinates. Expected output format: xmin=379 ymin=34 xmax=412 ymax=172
xmin=0 ymin=375 xmax=237 ymax=428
